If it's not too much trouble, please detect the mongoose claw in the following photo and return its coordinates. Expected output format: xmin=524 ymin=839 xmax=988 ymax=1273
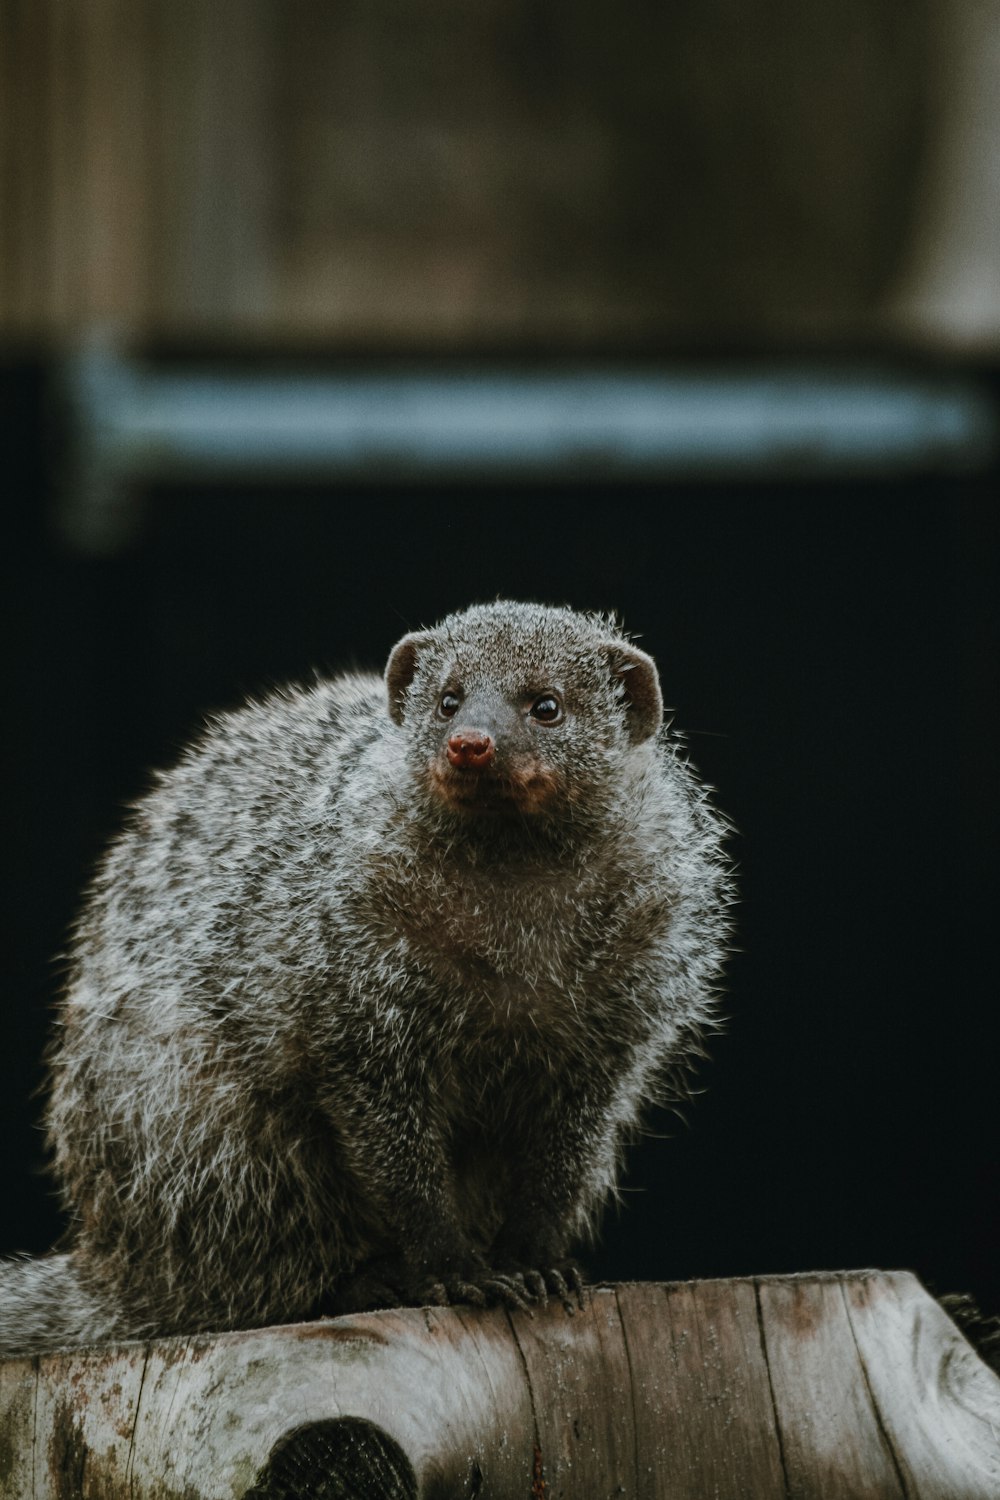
xmin=544 ymin=1262 xmax=586 ymax=1313
xmin=421 ymin=1276 xmax=486 ymax=1309
xmin=478 ymin=1273 xmax=535 ymax=1313
xmin=538 ymin=1261 xmax=587 ymax=1313
xmin=522 ymin=1269 xmax=549 ymax=1300
xmin=564 ymin=1261 xmax=587 ymax=1310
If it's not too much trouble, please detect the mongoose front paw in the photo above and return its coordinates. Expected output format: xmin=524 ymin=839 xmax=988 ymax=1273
xmin=496 ymin=1259 xmax=587 ymax=1313
xmin=332 ymin=1252 xmax=535 ymax=1315
xmin=418 ymin=1268 xmax=536 ymax=1313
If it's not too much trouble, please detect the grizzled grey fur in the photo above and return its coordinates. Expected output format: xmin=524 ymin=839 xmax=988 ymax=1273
xmin=0 ymin=601 xmax=733 ymax=1355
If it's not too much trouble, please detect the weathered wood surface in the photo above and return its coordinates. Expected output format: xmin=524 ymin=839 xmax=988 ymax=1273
xmin=1 ymin=1272 xmax=998 ymax=1499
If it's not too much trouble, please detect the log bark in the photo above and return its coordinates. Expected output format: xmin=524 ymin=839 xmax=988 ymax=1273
xmin=1 ymin=1271 xmax=998 ymax=1499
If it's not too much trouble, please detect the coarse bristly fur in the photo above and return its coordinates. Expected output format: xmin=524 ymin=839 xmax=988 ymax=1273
xmin=0 ymin=601 xmax=734 ymax=1356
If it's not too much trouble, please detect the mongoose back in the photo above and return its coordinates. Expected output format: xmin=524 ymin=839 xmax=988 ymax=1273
xmin=0 ymin=600 xmax=733 ymax=1355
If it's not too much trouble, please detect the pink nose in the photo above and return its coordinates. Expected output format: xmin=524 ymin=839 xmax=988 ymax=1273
xmin=447 ymin=731 xmax=495 ymax=769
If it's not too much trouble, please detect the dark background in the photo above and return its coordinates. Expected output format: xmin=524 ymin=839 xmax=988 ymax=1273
xmin=4 ymin=361 xmax=998 ymax=1314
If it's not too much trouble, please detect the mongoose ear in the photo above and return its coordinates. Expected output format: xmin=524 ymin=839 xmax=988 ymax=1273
xmin=385 ymin=631 xmax=435 ymax=725
xmin=602 ymin=642 xmax=663 ymax=744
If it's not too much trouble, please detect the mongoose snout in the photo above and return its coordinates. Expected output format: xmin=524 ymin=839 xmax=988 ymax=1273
xmin=433 ymin=715 xmax=556 ymax=813
xmin=446 ymin=730 xmax=496 ymax=768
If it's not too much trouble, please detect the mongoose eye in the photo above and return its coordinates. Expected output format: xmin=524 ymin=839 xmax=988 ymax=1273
xmin=529 ymin=694 xmax=563 ymax=724
xmin=438 ymin=692 xmax=462 ymax=719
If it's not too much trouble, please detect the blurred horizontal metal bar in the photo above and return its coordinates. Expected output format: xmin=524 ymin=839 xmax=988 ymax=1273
xmin=60 ymin=343 xmax=998 ymax=551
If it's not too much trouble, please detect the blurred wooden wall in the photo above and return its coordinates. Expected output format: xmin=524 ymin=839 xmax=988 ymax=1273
xmin=1 ymin=0 xmax=997 ymax=351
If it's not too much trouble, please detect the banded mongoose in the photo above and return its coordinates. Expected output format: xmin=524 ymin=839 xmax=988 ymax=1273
xmin=0 ymin=600 xmax=733 ymax=1355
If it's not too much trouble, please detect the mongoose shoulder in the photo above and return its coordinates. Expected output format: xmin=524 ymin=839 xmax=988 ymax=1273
xmin=0 ymin=600 xmax=733 ymax=1354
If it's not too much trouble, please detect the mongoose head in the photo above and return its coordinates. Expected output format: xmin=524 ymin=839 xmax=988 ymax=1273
xmin=385 ymin=601 xmax=663 ymax=822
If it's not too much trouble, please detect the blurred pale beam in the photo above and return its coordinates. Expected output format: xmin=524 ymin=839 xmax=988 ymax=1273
xmin=59 ymin=346 xmax=997 ymax=553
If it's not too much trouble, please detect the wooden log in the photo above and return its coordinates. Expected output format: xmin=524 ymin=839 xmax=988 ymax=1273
xmin=0 ymin=1271 xmax=998 ymax=1498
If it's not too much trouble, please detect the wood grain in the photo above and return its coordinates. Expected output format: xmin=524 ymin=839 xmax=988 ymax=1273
xmin=843 ymin=1270 xmax=1000 ymax=1500
xmin=756 ymin=1274 xmax=907 ymax=1499
xmin=614 ymin=1278 xmax=787 ymax=1500
xmin=508 ymin=1287 xmax=638 ymax=1499
xmin=1 ymin=1273 xmax=998 ymax=1498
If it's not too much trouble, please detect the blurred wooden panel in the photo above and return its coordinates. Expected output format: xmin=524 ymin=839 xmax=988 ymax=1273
xmin=271 ymin=0 xmax=930 ymax=344
xmin=147 ymin=0 xmax=275 ymax=326
xmin=1 ymin=0 xmax=152 ymax=331
xmin=886 ymin=0 xmax=1000 ymax=352
xmin=1 ymin=0 xmax=996 ymax=349
xmin=0 ymin=0 xmax=275 ymax=338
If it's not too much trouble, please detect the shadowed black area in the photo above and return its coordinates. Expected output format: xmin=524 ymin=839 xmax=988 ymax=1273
xmin=244 ymin=1418 xmax=417 ymax=1500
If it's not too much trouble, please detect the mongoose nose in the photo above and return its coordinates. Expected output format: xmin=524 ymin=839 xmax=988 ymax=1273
xmin=447 ymin=731 xmax=496 ymax=769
